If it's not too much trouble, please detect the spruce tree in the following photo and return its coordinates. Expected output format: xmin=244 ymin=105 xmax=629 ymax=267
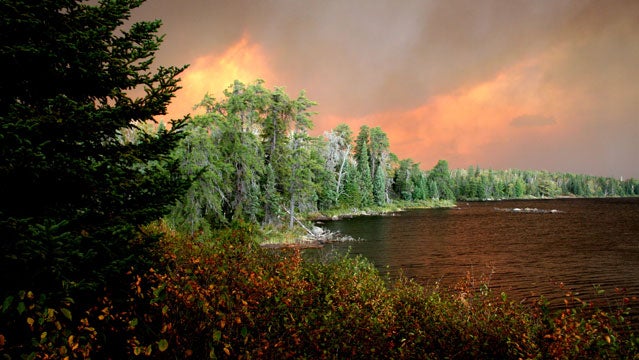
xmin=428 ymin=160 xmax=455 ymax=200
xmin=0 ymin=0 xmax=189 ymax=299
xmin=355 ymin=125 xmax=374 ymax=206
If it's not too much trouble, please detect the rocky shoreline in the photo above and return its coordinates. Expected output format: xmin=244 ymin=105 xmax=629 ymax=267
xmin=261 ymin=201 xmax=454 ymax=249
xmin=307 ymin=209 xmax=403 ymax=222
xmin=260 ymin=227 xmax=358 ymax=250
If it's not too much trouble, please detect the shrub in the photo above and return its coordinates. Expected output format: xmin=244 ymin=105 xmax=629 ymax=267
xmin=123 ymin=225 xmax=638 ymax=358
xmin=4 ymin=223 xmax=636 ymax=358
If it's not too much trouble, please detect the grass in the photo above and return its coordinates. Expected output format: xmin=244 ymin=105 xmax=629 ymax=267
xmin=305 ymin=199 xmax=454 ymax=221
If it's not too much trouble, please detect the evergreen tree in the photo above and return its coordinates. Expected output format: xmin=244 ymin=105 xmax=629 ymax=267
xmin=410 ymin=163 xmax=428 ymax=200
xmin=343 ymin=162 xmax=364 ymax=207
xmin=262 ymin=163 xmax=283 ymax=224
xmin=283 ymin=92 xmax=316 ymax=227
xmin=262 ymin=85 xmax=293 ymax=203
xmin=312 ymin=137 xmax=339 ymax=210
xmin=220 ymin=81 xmax=269 ymax=222
xmin=0 ymin=0 xmax=189 ymax=299
xmin=394 ymin=159 xmax=415 ymax=201
xmin=169 ymin=81 xmax=319 ymax=229
xmin=168 ymin=115 xmax=231 ymax=234
xmin=450 ymin=165 xmax=637 ymax=200
xmin=324 ymin=124 xmax=353 ymax=205
xmin=428 ymin=160 xmax=455 ymax=200
xmin=373 ymin=165 xmax=387 ymax=205
xmin=369 ymin=127 xmax=391 ymax=204
xmin=428 ymin=180 xmax=439 ymax=200
xmin=368 ymin=127 xmax=389 ymax=181
xmin=355 ymin=125 xmax=374 ymax=205
xmin=514 ymin=178 xmax=527 ymax=198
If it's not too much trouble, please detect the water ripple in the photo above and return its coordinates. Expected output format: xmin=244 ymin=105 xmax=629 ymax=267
xmin=324 ymin=198 xmax=639 ymax=308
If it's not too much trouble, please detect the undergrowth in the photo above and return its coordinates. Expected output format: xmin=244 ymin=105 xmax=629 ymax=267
xmin=1 ymin=221 xmax=637 ymax=358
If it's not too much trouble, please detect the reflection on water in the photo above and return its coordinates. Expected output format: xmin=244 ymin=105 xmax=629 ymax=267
xmin=321 ymin=198 xmax=639 ymax=305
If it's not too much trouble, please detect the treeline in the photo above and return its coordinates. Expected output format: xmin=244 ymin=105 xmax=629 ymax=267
xmin=450 ymin=167 xmax=639 ymax=200
xmin=363 ymin=160 xmax=638 ymax=203
xmin=166 ymin=80 xmax=637 ymax=234
xmin=166 ymin=80 xmax=456 ymax=234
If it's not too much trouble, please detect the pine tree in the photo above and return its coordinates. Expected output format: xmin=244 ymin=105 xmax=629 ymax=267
xmin=0 ymin=0 xmax=189 ymax=299
xmin=324 ymin=123 xmax=353 ymax=204
xmin=369 ymin=127 xmax=391 ymax=204
xmin=343 ymin=162 xmax=364 ymax=207
xmin=373 ymin=165 xmax=387 ymax=205
xmin=394 ymin=159 xmax=415 ymax=201
xmin=355 ymin=126 xmax=374 ymax=206
xmin=428 ymin=160 xmax=455 ymax=200
xmin=168 ymin=115 xmax=231 ymax=234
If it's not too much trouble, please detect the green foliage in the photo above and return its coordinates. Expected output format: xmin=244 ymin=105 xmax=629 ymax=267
xmin=393 ymin=159 xmax=417 ymax=201
xmin=168 ymin=80 xmax=320 ymax=232
xmin=452 ymin=168 xmax=638 ymax=200
xmin=2 ymin=223 xmax=636 ymax=358
xmin=323 ymin=123 xmax=353 ymax=205
xmin=373 ymin=166 xmax=387 ymax=205
xmin=170 ymin=78 xmax=639 ymax=230
xmin=0 ymin=1 xmax=190 ymax=355
xmin=355 ymin=125 xmax=375 ymax=207
xmin=0 ymin=0 xmax=189 ymax=299
xmin=311 ymin=139 xmax=340 ymax=210
xmin=342 ymin=162 xmax=365 ymax=207
xmin=167 ymin=116 xmax=232 ymax=234
xmin=369 ymin=127 xmax=392 ymax=205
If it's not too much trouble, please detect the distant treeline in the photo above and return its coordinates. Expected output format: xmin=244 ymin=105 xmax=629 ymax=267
xmin=450 ymin=167 xmax=639 ymax=200
xmin=379 ymin=161 xmax=638 ymax=202
xmin=162 ymin=80 xmax=637 ymax=234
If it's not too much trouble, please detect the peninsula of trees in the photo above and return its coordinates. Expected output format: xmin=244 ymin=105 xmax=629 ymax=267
xmin=165 ymin=79 xmax=639 ymax=235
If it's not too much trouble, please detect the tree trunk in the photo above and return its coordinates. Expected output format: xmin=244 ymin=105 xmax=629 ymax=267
xmin=336 ymin=144 xmax=350 ymax=196
xmin=288 ymin=196 xmax=295 ymax=229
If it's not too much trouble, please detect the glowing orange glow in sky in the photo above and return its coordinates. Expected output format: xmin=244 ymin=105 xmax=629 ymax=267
xmin=163 ymin=34 xmax=273 ymax=121
xmin=323 ymin=56 xmax=565 ymax=170
xmin=144 ymin=0 xmax=639 ymax=178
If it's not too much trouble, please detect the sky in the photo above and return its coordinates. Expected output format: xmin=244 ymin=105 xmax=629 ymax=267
xmin=133 ymin=0 xmax=639 ymax=178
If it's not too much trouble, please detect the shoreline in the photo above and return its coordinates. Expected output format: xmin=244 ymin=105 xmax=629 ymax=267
xmin=259 ymin=196 xmax=637 ymax=249
xmin=306 ymin=199 xmax=456 ymax=222
xmin=260 ymin=200 xmax=455 ymax=249
xmin=259 ymin=228 xmax=359 ymax=250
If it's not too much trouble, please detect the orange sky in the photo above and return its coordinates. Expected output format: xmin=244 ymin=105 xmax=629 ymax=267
xmin=162 ymin=33 xmax=275 ymax=120
xmin=138 ymin=0 xmax=638 ymax=178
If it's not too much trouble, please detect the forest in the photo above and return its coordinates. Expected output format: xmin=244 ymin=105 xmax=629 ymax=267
xmin=164 ymin=81 xmax=638 ymax=231
xmin=164 ymin=78 xmax=638 ymax=235
xmin=1 ymin=1 xmax=637 ymax=358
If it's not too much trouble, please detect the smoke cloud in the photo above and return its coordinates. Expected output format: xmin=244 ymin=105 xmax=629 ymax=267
xmin=135 ymin=0 xmax=639 ymax=178
xmin=511 ymin=115 xmax=556 ymax=128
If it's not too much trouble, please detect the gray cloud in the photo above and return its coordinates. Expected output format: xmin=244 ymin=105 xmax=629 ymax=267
xmin=136 ymin=0 xmax=587 ymax=114
xmin=135 ymin=0 xmax=639 ymax=115
xmin=511 ymin=115 xmax=556 ymax=128
xmin=133 ymin=0 xmax=639 ymax=178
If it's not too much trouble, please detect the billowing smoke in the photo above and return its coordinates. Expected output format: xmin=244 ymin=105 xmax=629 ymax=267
xmin=135 ymin=0 xmax=639 ymax=178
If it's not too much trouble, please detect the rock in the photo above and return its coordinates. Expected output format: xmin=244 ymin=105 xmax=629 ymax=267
xmin=311 ymin=226 xmax=324 ymax=237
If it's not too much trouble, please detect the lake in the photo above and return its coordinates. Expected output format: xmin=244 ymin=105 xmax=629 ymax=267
xmin=320 ymin=198 xmax=639 ymax=306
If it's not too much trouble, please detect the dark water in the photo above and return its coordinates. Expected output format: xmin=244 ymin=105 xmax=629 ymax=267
xmin=321 ymin=198 xmax=639 ymax=305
